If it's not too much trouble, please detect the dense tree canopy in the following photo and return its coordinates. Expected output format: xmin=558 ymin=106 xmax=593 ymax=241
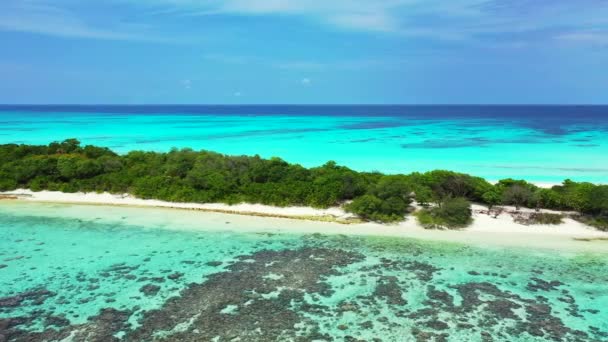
xmin=1 ymin=140 xmax=607 ymax=227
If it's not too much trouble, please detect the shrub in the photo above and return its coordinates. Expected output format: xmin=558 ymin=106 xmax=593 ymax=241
xmin=502 ymin=185 xmax=533 ymax=210
xmin=514 ymin=212 xmax=564 ymax=225
xmin=345 ymin=194 xmax=407 ymax=223
xmin=0 ymin=177 xmax=17 ymax=191
xmin=482 ymin=189 xmax=501 ymax=209
xmin=416 ymin=197 xmax=472 ymax=229
xmin=531 ymin=213 xmax=564 ymax=225
xmin=573 ymin=215 xmax=608 ymax=231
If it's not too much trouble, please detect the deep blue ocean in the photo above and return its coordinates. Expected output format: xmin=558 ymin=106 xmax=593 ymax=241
xmin=1 ymin=105 xmax=607 ymax=183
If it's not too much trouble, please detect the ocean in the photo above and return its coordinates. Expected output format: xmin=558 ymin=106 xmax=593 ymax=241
xmin=2 ymin=105 xmax=608 ymax=341
xmin=1 ymin=201 xmax=607 ymax=341
xmin=1 ymin=105 xmax=607 ymax=183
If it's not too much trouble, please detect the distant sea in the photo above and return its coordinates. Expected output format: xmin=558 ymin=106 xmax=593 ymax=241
xmin=1 ymin=105 xmax=607 ymax=183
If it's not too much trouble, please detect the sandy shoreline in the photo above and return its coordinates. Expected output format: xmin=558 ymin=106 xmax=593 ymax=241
xmin=2 ymin=189 xmax=608 ymax=252
xmin=0 ymin=189 xmax=356 ymax=222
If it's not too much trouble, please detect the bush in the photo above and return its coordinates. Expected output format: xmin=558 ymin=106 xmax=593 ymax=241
xmin=531 ymin=213 xmax=564 ymax=225
xmin=345 ymin=194 xmax=407 ymax=223
xmin=514 ymin=212 xmax=564 ymax=225
xmin=502 ymin=185 xmax=533 ymax=210
xmin=0 ymin=177 xmax=17 ymax=191
xmin=482 ymin=189 xmax=501 ymax=209
xmin=573 ymin=215 xmax=608 ymax=231
xmin=416 ymin=197 xmax=472 ymax=229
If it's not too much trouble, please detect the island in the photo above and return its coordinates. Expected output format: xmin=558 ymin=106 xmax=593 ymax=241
xmin=1 ymin=139 xmax=606 ymax=231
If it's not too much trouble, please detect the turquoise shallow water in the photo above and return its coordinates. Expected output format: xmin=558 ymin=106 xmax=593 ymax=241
xmin=1 ymin=201 xmax=607 ymax=341
xmin=1 ymin=105 xmax=608 ymax=183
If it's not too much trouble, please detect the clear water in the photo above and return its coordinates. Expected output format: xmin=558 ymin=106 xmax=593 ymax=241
xmin=1 ymin=201 xmax=607 ymax=341
xmin=1 ymin=105 xmax=607 ymax=183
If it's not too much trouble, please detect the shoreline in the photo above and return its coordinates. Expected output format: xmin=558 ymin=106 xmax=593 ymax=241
xmin=2 ymin=189 xmax=608 ymax=253
xmin=0 ymin=189 xmax=359 ymax=223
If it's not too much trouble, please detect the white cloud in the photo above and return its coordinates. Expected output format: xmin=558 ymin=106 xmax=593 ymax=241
xmin=301 ymin=78 xmax=311 ymax=86
xmin=133 ymin=0 xmax=608 ymax=41
xmin=0 ymin=2 xmax=154 ymax=40
xmin=130 ymin=0 xmax=416 ymax=32
xmin=2 ymin=0 xmax=608 ymax=45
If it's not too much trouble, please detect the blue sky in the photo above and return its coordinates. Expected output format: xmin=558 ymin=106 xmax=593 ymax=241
xmin=0 ymin=0 xmax=607 ymax=104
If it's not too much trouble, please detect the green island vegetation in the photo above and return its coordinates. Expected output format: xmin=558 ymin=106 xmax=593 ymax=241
xmin=514 ymin=212 xmax=564 ymax=226
xmin=1 ymin=139 xmax=607 ymax=230
xmin=415 ymin=197 xmax=473 ymax=230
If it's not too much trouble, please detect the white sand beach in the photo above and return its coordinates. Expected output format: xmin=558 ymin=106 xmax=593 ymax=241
xmin=2 ymin=189 xmax=607 ymax=252
xmin=0 ymin=189 xmax=353 ymax=220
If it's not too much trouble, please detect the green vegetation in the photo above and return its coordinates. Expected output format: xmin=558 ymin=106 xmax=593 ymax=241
xmin=573 ymin=216 xmax=608 ymax=232
xmin=415 ymin=197 xmax=473 ymax=229
xmin=1 ymin=140 xmax=607 ymax=226
xmin=530 ymin=213 xmax=564 ymax=225
xmin=514 ymin=212 xmax=564 ymax=226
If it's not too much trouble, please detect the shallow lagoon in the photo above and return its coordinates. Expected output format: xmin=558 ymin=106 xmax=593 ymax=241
xmin=1 ymin=202 xmax=608 ymax=341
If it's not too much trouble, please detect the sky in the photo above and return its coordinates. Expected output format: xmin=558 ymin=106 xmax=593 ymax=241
xmin=0 ymin=0 xmax=607 ymax=104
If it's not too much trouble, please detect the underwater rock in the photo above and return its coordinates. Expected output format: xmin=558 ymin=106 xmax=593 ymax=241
xmin=446 ymin=281 xmax=590 ymax=341
xmin=403 ymin=261 xmax=441 ymax=282
xmin=139 ymin=284 xmax=161 ymax=297
xmin=167 ymin=272 xmax=184 ymax=280
xmin=1 ymin=308 xmax=131 ymax=342
xmin=337 ymin=302 xmax=359 ymax=313
xmin=426 ymin=285 xmax=454 ymax=307
xmin=0 ymin=288 xmax=55 ymax=308
xmin=2 ymin=256 xmax=24 ymax=262
xmin=359 ymin=321 xmax=373 ymax=329
xmin=0 ymin=297 xmax=21 ymax=308
xmin=123 ymin=247 xmax=363 ymax=341
xmin=526 ymin=278 xmax=564 ymax=292
xmin=44 ymin=315 xmax=70 ymax=328
xmin=373 ymin=276 xmax=407 ymax=305
xmin=424 ymin=319 xmax=449 ymax=330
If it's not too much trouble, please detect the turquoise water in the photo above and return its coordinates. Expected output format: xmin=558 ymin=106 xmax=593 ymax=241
xmin=1 ymin=105 xmax=608 ymax=183
xmin=1 ymin=201 xmax=607 ymax=341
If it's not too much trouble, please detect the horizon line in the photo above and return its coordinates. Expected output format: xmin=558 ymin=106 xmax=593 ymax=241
xmin=1 ymin=104 xmax=608 ymax=107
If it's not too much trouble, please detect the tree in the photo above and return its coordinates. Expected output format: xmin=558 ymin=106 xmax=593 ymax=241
xmin=482 ymin=189 xmax=501 ymax=209
xmin=56 ymin=155 xmax=80 ymax=180
xmin=49 ymin=139 xmax=81 ymax=154
xmin=414 ymin=186 xmax=434 ymax=207
xmin=438 ymin=197 xmax=473 ymax=227
xmin=536 ymin=188 xmax=561 ymax=210
xmin=416 ymin=197 xmax=472 ymax=229
xmin=588 ymin=186 xmax=608 ymax=217
xmin=345 ymin=195 xmax=384 ymax=221
xmin=372 ymin=175 xmax=412 ymax=200
xmin=345 ymin=194 xmax=406 ymax=223
xmin=502 ymin=185 xmax=533 ymax=210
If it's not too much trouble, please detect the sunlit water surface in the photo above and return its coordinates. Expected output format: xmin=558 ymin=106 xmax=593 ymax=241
xmin=1 ymin=201 xmax=607 ymax=341
xmin=1 ymin=105 xmax=607 ymax=183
